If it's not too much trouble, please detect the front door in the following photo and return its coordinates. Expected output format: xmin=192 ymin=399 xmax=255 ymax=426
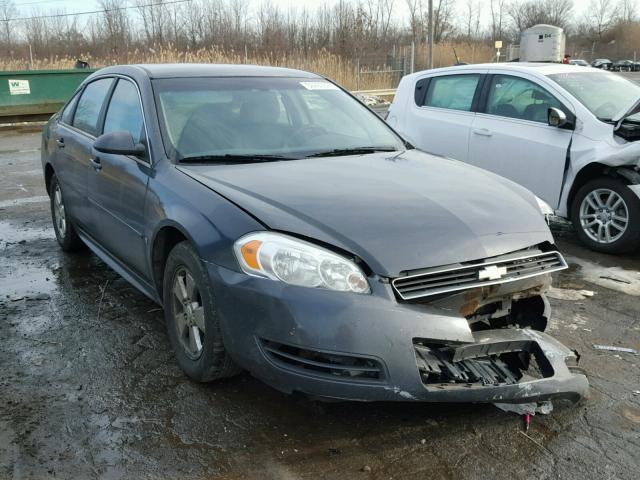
xmin=87 ymin=78 xmax=151 ymax=278
xmin=467 ymin=73 xmax=574 ymax=209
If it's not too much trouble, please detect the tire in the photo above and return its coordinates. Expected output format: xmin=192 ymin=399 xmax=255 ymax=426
xmin=162 ymin=241 xmax=242 ymax=382
xmin=49 ymin=173 xmax=84 ymax=252
xmin=571 ymin=177 xmax=640 ymax=254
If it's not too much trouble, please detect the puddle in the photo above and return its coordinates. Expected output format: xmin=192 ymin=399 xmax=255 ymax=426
xmin=0 ymin=220 xmax=53 ymax=247
xmin=567 ymin=256 xmax=640 ymax=296
xmin=0 ymin=221 xmax=57 ymax=298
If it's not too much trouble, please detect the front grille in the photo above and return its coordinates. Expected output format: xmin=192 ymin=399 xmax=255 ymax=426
xmin=392 ymin=250 xmax=567 ymax=301
xmin=260 ymin=339 xmax=385 ymax=382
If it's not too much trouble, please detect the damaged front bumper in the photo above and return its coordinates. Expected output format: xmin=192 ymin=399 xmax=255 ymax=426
xmin=209 ymin=259 xmax=588 ymax=404
xmin=412 ymin=328 xmax=588 ymax=404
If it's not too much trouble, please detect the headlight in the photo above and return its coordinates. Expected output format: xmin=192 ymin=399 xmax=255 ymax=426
xmin=233 ymin=232 xmax=370 ymax=294
xmin=535 ymin=196 xmax=554 ymax=217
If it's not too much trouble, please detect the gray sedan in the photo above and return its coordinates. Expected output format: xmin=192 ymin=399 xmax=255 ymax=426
xmin=41 ymin=64 xmax=588 ymax=404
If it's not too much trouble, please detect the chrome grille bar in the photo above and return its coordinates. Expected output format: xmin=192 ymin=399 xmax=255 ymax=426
xmin=392 ymin=250 xmax=568 ymax=301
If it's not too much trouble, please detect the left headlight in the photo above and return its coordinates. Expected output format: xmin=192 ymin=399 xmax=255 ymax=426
xmin=233 ymin=232 xmax=370 ymax=294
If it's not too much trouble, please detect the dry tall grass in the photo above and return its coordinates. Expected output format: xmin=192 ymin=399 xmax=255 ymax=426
xmin=0 ymin=43 xmax=496 ymax=90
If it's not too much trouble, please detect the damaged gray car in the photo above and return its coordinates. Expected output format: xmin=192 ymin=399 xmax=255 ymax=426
xmin=41 ymin=64 xmax=588 ymax=405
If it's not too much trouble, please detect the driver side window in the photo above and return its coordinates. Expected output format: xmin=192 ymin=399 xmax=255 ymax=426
xmin=486 ymin=75 xmax=564 ymax=123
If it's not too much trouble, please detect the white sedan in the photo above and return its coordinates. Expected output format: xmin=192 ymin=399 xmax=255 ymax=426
xmin=387 ymin=63 xmax=640 ymax=253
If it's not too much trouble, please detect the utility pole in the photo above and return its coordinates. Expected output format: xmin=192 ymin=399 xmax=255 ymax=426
xmin=427 ymin=0 xmax=434 ymax=69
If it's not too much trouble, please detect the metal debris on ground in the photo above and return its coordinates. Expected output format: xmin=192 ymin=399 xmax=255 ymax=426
xmin=593 ymin=344 xmax=638 ymax=354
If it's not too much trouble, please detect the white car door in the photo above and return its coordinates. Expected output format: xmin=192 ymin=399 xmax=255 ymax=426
xmin=466 ymin=72 xmax=575 ymax=209
xmin=400 ymin=71 xmax=486 ymax=162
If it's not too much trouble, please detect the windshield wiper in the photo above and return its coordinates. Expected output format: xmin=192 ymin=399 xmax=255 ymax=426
xmin=178 ymin=154 xmax=297 ymax=164
xmin=304 ymin=147 xmax=399 ymax=158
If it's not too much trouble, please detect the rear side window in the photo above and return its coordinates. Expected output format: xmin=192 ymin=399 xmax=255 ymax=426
xmin=72 ymin=78 xmax=114 ymax=136
xmin=103 ymin=79 xmax=145 ymax=144
xmin=422 ymin=74 xmax=480 ymax=111
xmin=61 ymin=93 xmax=79 ymax=124
xmin=486 ymin=75 xmax=564 ymax=123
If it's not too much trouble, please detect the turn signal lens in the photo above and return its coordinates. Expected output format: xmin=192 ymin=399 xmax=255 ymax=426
xmin=240 ymin=240 xmax=262 ymax=270
xmin=233 ymin=232 xmax=370 ymax=294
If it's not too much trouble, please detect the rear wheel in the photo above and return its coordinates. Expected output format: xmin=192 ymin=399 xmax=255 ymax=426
xmin=163 ymin=241 xmax=241 ymax=382
xmin=49 ymin=174 xmax=84 ymax=252
xmin=571 ymin=177 xmax=640 ymax=253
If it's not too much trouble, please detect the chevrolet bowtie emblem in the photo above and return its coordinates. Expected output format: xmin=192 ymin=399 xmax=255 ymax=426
xmin=478 ymin=265 xmax=507 ymax=281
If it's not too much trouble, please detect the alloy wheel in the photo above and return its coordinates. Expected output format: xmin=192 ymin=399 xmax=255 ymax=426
xmin=53 ymin=183 xmax=66 ymax=237
xmin=579 ymin=188 xmax=629 ymax=244
xmin=171 ymin=267 xmax=206 ymax=359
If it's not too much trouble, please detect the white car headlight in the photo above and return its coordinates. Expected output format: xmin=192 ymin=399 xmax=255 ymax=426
xmin=233 ymin=232 xmax=370 ymax=294
xmin=535 ymin=196 xmax=554 ymax=217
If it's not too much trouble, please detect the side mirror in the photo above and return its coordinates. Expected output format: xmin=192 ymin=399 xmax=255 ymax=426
xmin=548 ymin=107 xmax=567 ymax=128
xmin=94 ymin=131 xmax=145 ymax=156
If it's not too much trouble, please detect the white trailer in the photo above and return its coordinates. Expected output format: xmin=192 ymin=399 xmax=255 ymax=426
xmin=519 ymin=24 xmax=566 ymax=63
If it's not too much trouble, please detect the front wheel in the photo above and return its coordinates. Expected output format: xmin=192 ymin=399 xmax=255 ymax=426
xmin=571 ymin=177 xmax=640 ymax=254
xmin=162 ymin=241 xmax=242 ymax=382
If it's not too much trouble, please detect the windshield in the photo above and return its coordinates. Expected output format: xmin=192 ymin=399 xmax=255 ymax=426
xmin=152 ymin=77 xmax=405 ymax=161
xmin=548 ymin=71 xmax=640 ymax=122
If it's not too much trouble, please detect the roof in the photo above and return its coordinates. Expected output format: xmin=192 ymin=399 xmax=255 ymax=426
xmin=133 ymin=63 xmax=321 ymax=79
xmin=407 ymin=62 xmax=606 ymax=79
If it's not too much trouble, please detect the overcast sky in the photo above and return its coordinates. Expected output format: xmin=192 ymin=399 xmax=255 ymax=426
xmin=11 ymin=0 xmax=594 ymax=26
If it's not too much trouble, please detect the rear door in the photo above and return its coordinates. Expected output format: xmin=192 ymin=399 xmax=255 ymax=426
xmin=56 ymin=78 xmax=115 ymax=229
xmin=87 ymin=77 xmax=151 ymax=278
xmin=401 ymin=71 xmax=485 ymax=161
xmin=467 ymin=72 xmax=574 ymax=208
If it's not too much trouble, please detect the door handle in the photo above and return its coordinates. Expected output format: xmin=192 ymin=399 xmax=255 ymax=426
xmin=56 ymin=138 xmax=65 ymax=148
xmin=90 ymin=156 xmax=102 ymax=171
xmin=472 ymin=129 xmax=493 ymax=137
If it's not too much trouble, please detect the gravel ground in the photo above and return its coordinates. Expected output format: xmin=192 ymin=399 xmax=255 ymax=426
xmin=1 ymin=129 xmax=639 ymax=480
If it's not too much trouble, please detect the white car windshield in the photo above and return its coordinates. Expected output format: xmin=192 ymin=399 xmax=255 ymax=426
xmin=153 ymin=76 xmax=405 ymax=161
xmin=549 ymin=71 xmax=640 ymax=122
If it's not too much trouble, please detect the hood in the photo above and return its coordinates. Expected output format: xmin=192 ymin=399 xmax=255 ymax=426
xmin=613 ymin=97 xmax=640 ymax=126
xmin=178 ymin=150 xmax=553 ymax=277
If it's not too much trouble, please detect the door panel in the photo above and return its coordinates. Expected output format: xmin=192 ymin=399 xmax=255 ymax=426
xmin=53 ymin=124 xmax=92 ymax=228
xmin=87 ymin=78 xmax=151 ymax=278
xmin=468 ymin=115 xmax=571 ymax=208
xmin=467 ymin=74 xmax=573 ymax=208
xmin=403 ymin=72 xmax=484 ymax=162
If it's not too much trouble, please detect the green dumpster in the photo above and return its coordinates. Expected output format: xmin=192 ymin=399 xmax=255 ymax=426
xmin=0 ymin=69 xmax=97 ymax=123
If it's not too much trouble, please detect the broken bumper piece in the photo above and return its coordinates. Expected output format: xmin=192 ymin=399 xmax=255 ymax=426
xmin=413 ymin=328 xmax=588 ymax=404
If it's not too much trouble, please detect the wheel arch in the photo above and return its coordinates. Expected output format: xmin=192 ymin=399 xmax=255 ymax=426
xmin=567 ymin=162 xmax=639 ymax=216
xmin=150 ymin=222 xmax=193 ymax=300
xmin=44 ymin=163 xmax=55 ymax=195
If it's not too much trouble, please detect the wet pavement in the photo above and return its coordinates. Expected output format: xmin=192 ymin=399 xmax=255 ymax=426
xmin=1 ymin=129 xmax=639 ymax=480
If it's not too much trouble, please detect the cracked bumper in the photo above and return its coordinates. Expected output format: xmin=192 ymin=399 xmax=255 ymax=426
xmin=209 ymin=263 xmax=589 ymax=403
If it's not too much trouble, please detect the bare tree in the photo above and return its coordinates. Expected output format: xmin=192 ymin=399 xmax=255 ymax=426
xmin=490 ymin=0 xmax=506 ymax=40
xmin=507 ymin=0 xmax=574 ymax=33
xmin=0 ymin=0 xmax=16 ymax=55
xmin=586 ymin=0 xmax=620 ymax=38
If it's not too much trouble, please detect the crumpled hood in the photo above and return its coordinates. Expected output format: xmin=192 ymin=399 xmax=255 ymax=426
xmin=178 ymin=150 xmax=553 ymax=277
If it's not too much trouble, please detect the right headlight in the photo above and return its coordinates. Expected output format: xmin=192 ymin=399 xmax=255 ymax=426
xmin=233 ymin=232 xmax=370 ymax=294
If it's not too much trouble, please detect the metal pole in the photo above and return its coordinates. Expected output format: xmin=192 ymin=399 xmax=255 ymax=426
xmin=427 ymin=0 xmax=434 ymax=69
xmin=28 ymin=44 xmax=33 ymax=70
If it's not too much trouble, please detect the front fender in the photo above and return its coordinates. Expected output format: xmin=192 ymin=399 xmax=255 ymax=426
xmin=145 ymin=162 xmax=266 ymax=272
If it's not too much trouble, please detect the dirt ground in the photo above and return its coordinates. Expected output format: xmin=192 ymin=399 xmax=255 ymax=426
xmin=1 ymin=129 xmax=639 ymax=480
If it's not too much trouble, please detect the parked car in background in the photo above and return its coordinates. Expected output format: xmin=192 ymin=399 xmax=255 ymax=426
xmin=387 ymin=63 xmax=640 ymax=253
xmin=569 ymin=59 xmax=590 ymax=67
xmin=612 ymin=59 xmax=638 ymax=72
xmin=591 ymin=58 xmax=613 ymax=70
xmin=41 ymin=64 xmax=588 ymax=405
